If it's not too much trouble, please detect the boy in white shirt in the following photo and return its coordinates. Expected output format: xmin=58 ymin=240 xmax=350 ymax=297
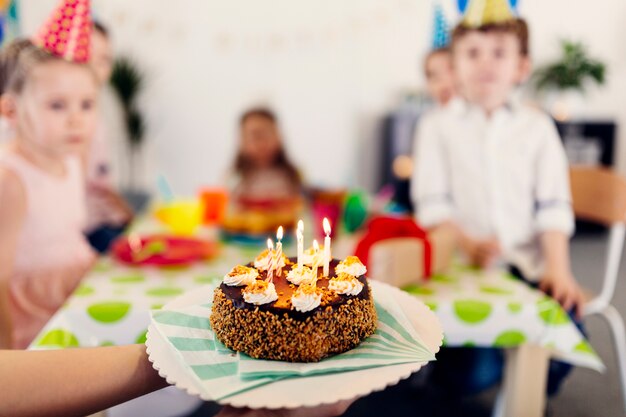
xmin=412 ymin=13 xmax=584 ymax=396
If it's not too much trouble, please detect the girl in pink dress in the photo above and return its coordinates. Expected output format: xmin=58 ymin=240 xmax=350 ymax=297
xmin=0 ymin=10 xmax=98 ymax=348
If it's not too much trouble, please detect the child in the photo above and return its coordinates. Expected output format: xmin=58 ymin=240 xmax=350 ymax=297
xmin=424 ymin=48 xmax=456 ymax=106
xmin=412 ymin=9 xmax=584 ymax=396
xmin=387 ymin=49 xmax=455 ymax=211
xmin=0 ymin=1 xmax=97 ymax=348
xmin=228 ymin=107 xmax=302 ymax=200
xmin=84 ymin=20 xmax=133 ymax=253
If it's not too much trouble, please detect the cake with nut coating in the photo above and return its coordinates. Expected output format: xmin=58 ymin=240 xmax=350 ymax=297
xmin=210 ymin=254 xmax=377 ymax=362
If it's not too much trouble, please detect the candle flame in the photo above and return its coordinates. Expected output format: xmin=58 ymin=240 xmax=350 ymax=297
xmin=323 ymin=218 xmax=331 ymax=236
xmin=267 ymin=238 xmax=274 ymax=251
xmin=277 ymin=226 xmax=283 ymax=241
xmin=313 ymin=239 xmax=319 ymax=252
xmin=297 ymin=220 xmax=304 ymax=232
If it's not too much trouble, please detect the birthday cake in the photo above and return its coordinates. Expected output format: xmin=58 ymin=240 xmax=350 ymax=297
xmin=210 ymin=249 xmax=377 ymax=362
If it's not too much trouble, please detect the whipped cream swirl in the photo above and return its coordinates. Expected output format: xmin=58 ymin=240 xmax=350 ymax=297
xmin=335 ymin=256 xmax=367 ymax=277
xmin=328 ymin=274 xmax=364 ymax=296
xmin=291 ymin=284 xmax=322 ymax=312
xmin=254 ymin=249 xmax=287 ymax=271
xmin=223 ymin=265 xmax=259 ymax=286
xmin=286 ymin=265 xmax=316 ymax=286
xmin=301 ymin=247 xmax=325 ymax=267
xmin=243 ymin=281 xmax=278 ymax=305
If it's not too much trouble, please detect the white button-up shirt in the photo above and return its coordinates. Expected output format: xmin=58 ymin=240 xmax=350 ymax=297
xmin=411 ymin=98 xmax=574 ymax=281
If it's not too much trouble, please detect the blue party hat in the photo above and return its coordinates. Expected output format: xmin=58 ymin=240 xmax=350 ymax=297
xmin=431 ymin=2 xmax=450 ymax=50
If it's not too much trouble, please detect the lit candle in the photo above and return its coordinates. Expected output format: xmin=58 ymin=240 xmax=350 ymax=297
xmin=323 ymin=218 xmax=331 ymax=277
xmin=312 ymin=239 xmax=320 ymax=285
xmin=266 ymin=238 xmax=275 ymax=282
xmin=276 ymin=226 xmax=283 ymax=277
xmin=296 ymin=220 xmax=304 ymax=267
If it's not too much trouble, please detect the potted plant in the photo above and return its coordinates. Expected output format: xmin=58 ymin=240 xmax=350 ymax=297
xmin=533 ymin=40 xmax=606 ymax=120
xmin=109 ymin=57 xmax=149 ymax=209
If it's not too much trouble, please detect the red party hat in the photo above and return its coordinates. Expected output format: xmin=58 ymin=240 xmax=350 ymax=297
xmin=32 ymin=0 xmax=91 ymax=63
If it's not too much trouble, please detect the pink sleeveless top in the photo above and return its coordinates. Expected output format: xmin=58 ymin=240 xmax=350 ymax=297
xmin=0 ymin=152 xmax=95 ymax=349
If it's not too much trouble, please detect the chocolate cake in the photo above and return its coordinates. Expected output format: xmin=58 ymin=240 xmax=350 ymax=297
xmin=210 ymin=256 xmax=377 ymax=362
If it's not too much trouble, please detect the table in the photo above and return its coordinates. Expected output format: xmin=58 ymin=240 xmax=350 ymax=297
xmin=30 ymin=238 xmax=602 ymax=417
xmin=403 ymin=265 xmax=603 ymax=417
xmin=403 ymin=265 xmax=602 ymax=371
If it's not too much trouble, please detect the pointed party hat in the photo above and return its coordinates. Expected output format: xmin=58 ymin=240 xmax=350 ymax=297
xmin=431 ymin=2 xmax=450 ymax=50
xmin=462 ymin=0 xmax=516 ymax=27
xmin=32 ymin=0 xmax=91 ymax=63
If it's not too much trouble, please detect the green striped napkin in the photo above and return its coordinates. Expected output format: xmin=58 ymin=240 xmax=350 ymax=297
xmin=150 ymin=284 xmax=435 ymax=400
xmin=238 ymin=285 xmax=434 ymax=380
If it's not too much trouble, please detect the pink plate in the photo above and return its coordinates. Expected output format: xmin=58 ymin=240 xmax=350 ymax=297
xmin=111 ymin=235 xmax=217 ymax=267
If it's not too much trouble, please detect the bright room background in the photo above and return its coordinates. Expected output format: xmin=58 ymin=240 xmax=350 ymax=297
xmin=19 ymin=0 xmax=626 ymax=196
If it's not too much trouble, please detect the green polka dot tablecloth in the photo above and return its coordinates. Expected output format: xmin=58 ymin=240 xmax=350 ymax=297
xmin=30 ymin=244 xmax=255 ymax=351
xmin=29 ymin=231 xmax=603 ymax=373
xmin=403 ymin=266 xmax=604 ymax=372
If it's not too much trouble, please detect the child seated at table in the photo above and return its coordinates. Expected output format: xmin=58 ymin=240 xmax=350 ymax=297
xmin=226 ymin=107 xmax=302 ymax=200
xmin=424 ymin=47 xmax=456 ymax=107
xmin=84 ymin=20 xmax=134 ymax=253
xmin=412 ymin=2 xmax=584 ymax=396
xmin=0 ymin=4 xmax=97 ymax=348
xmin=221 ymin=107 xmax=304 ymax=237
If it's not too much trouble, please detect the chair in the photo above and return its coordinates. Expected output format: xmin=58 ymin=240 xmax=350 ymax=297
xmin=570 ymin=166 xmax=626 ymax=412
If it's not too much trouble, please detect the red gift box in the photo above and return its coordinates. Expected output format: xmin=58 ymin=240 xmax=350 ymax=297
xmin=355 ymin=216 xmax=433 ymax=279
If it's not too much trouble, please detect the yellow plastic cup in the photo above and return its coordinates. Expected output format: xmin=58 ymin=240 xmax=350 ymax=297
xmin=154 ymin=200 xmax=203 ymax=236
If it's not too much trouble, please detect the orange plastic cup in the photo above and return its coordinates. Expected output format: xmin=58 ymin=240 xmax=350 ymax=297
xmin=199 ymin=187 xmax=228 ymax=225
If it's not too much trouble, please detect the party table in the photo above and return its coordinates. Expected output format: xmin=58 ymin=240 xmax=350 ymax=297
xmin=403 ymin=265 xmax=602 ymax=371
xmin=403 ymin=265 xmax=603 ymax=417
xmin=30 ymin=238 xmax=602 ymax=417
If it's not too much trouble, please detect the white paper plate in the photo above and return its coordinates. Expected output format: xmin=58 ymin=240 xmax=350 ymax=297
xmin=146 ymin=280 xmax=443 ymax=409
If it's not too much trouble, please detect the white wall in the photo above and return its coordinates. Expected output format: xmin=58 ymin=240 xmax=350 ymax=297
xmin=20 ymin=0 xmax=626 ymax=195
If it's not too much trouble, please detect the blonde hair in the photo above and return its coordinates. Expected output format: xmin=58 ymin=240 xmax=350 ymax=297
xmin=0 ymin=38 xmax=95 ymax=96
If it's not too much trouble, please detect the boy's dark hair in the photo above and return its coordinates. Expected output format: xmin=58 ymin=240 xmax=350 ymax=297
xmin=235 ymin=107 xmax=301 ymax=188
xmin=451 ymin=18 xmax=529 ymax=57
xmin=93 ymin=20 xmax=109 ymax=38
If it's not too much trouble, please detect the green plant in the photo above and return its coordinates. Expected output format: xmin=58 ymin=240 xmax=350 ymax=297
xmin=110 ymin=57 xmax=145 ymax=148
xmin=109 ymin=57 xmax=145 ymax=189
xmin=534 ymin=40 xmax=605 ymax=93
